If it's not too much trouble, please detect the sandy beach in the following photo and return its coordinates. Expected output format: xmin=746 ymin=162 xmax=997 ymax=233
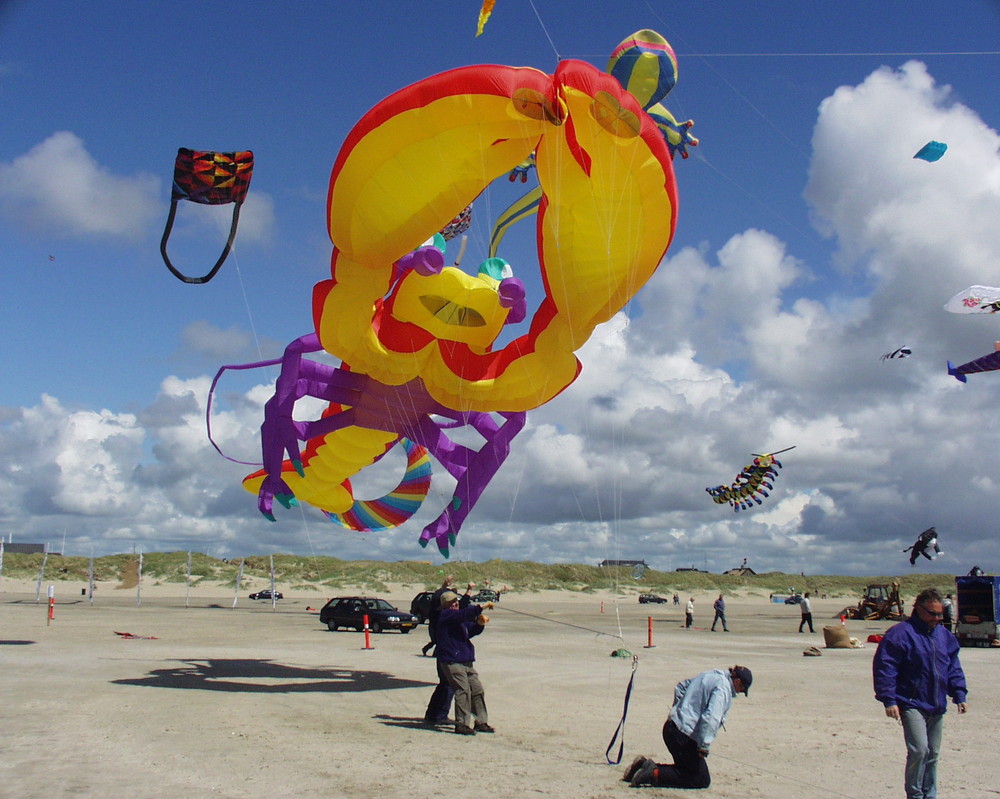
xmin=1 ymin=579 xmax=995 ymax=799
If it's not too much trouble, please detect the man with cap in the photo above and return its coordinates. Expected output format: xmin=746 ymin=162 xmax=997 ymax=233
xmin=624 ymin=665 xmax=752 ymax=788
xmin=423 ymin=579 xmax=475 ymax=726
xmin=436 ymin=589 xmax=495 ymax=735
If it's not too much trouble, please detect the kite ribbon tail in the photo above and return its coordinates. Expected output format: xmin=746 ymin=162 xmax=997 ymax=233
xmin=206 ymin=357 xmax=285 ymax=466
xmin=605 ymin=655 xmax=639 ymax=765
xmin=160 ymin=201 xmax=244 ymax=284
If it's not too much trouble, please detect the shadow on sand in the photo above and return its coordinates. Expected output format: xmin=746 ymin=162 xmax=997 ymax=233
xmin=111 ymin=658 xmax=434 ymax=693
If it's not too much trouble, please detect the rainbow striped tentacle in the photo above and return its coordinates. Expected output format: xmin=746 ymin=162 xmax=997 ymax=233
xmin=325 ymin=438 xmax=432 ymax=532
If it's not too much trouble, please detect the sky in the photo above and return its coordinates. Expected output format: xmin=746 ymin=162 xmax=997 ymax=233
xmin=2 ymin=0 xmax=1000 ymax=576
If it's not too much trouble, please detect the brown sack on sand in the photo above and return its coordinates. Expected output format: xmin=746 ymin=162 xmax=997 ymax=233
xmin=823 ymin=625 xmax=852 ymax=648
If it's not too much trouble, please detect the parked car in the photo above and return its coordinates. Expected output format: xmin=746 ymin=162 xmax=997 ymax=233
xmin=249 ymin=589 xmax=283 ymax=600
xmin=784 ymin=594 xmax=804 ymax=605
xmin=472 ymin=589 xmax=500 ymax=604
xmin=410 ymin=591 xmax=436 ymax=623
xmin=320 ymin=596 xmax=419 ymax=633
xmin=638 ymin=593 xmax=669 ymax=604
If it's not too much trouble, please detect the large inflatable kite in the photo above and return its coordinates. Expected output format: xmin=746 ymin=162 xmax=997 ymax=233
xmin=211 ymin=31 xmax=690 ymax=556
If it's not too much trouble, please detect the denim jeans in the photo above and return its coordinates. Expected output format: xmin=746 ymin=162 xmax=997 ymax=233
xmin=901 ymin=708 xmax=944 ymax=799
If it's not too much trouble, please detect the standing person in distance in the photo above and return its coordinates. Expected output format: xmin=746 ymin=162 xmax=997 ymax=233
xmin=684 ymin=597 xmax=695 ymax=629
xmin=798 ymin=591 xmax=814 ymax=633
xmin=941 ymin=593 xmax=954 ymax=633
xmin=873 ymin=588 xmax=968 ymax=799
xmin=711 ymin=594 xmax=729 ymax=632
xmin=624 ymin=665 xmax=752 ymax=789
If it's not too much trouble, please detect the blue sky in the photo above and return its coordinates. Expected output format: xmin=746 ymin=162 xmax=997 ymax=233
xmin=2 ymin=0 xmax=1000 ymax=576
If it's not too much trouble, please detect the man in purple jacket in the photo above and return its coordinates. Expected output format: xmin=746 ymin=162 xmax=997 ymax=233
xmin=873 ymin=588 xmax=968 ymax=799
xmin=437 ymin=590 xmax=494 ymax=735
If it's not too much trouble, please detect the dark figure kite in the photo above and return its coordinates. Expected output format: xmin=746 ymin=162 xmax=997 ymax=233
xmin=706 ymin=447 xmax=794 ymax=512
xmin=903 ymin=527 xmax=942 ymax=565
xmin=881 ymin=345 xmax=912 ymax=361
xmin=947 ymin=342 xmax=1000 ymax=383
xmin=160 ymin=148 xmax=254 ymax=284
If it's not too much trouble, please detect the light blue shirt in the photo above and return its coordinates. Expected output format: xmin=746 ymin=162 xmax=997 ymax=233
xmin=668 ymin=669 xmax=735 ymax=750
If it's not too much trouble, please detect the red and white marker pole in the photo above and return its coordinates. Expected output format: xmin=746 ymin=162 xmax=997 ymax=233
xmin=362 ymin=614 xmax=374 ymax=650
xmin=47 ymin=585 xmax=55 ymax=625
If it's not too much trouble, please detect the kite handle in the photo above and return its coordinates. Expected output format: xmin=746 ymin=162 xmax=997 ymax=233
xmin=160 ymin=200 xmax=243 ymax=284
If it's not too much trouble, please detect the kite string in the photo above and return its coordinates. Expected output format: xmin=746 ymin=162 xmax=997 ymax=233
xmin=229 ymin=248 xmax=268 ymax=364
xmin=492 ymin=604 xmax=626 ymax=642
xmin=525 ymin=0 xmax=560 ymax=61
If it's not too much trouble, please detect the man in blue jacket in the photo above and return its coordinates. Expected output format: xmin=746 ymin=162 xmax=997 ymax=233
xmin=437 ymin=590 xmax=494 ymax=735
xmin=873 ymin=588 xmax=968 ymax=799
xmin=625 ymin=665 xmax=752 ymax=788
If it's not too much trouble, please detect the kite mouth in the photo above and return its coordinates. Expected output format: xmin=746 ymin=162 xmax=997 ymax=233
xmin=418 ymin=295 xmax=487 ymax=327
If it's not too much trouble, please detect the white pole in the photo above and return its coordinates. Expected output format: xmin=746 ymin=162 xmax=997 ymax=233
xmin=185 ymin=551 xmax=192 ymax=608
xmin=233 ymin=559 xmax=244 ymax=608
xmin=270 ymin=555 xmax=276 ymax=609
xmin=35 ymin=549 xmax=49 ymax=603
xmin=136 ymin=550 xmax=143 ymax=607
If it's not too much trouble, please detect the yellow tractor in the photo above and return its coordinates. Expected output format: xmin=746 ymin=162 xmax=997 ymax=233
xmin=841 ymin=582 xmax=905 ymax=621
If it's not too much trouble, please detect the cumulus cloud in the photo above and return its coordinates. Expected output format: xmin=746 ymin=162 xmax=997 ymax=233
xmin=0 ymin=131 xmax=161 ymax=238
xmin=2 ymin=63 xmax=1000 ymax=574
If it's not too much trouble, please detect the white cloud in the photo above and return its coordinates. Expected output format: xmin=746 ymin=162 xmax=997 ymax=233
xmin=3 ymin=62 xmax=1000 ymax=575
xmin=0 ymin=131 xmax=161 ymax=238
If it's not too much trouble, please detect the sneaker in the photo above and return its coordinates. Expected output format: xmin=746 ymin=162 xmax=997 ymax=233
xmin=473 ymin=722 xmax=495 ymax=733
xmin=454 ymin=725 xmax=476 ymax=736
xmin=630 ymin=759 xmax=658 ymax=787
xmin=622 ymin=756 xmax=651 ymax=782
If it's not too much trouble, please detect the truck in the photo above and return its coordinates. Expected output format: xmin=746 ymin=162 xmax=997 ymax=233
xmin=954 ymin=574 xmax=1000 ymax=647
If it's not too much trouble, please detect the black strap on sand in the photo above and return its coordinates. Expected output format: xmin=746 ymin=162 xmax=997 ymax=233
xmin=605 ymin=654 xmax=639 ymax=765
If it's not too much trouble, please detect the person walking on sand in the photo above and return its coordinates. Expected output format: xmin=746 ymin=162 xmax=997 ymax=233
xmin=624 ymin=665 xmax=752 ymax=789
xmin=711 ymin=594 xmax=728 ymax=632
xmin=873 ymin=588 xmax=967 ymax=799
xmin=798 ymin=592 xmax=814 ymax=633
xmin=685 ymin=597 xmax=694 ymax=628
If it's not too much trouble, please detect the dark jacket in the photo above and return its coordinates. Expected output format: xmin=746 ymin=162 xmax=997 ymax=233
xmin=873 ymin=613 xmax=967 ymax=715
xmin=436 ymin=604 xmax=485 ymax=664
xmin=427 ymin=585 xmax=455 ymax=643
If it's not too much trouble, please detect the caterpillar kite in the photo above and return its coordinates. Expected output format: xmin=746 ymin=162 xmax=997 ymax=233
xmin=209 ymin=31 xmax=692 ymax=556
xmin=706 ymin=448 xmax=794 ymax=512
